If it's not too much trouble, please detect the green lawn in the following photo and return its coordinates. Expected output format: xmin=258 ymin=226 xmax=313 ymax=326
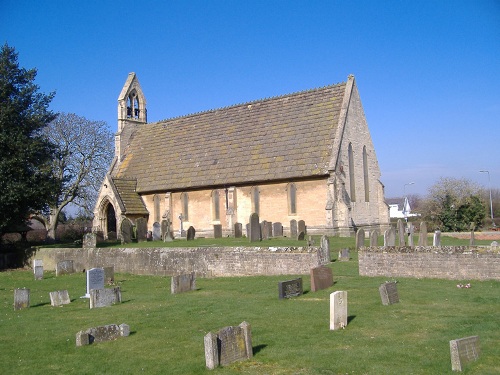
xmin=1 ymin=237 xmax=499 ymax=374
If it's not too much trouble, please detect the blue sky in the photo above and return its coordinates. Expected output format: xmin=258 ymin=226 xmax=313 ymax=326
xmin=2 ymin=0 xmax=499 ymax=198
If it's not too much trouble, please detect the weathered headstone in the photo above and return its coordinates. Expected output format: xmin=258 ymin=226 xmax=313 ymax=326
xmin=290 ymin=219 xmax=297 ymax=238
xmin=89 ymin=287 xmax=122 ymax=309
xmin=433 ymin=230 xmax=441 ymax=246
xmin=265 ymin=221 xmax=273 ymax=239
xmin=56 ymin=260 xmax=75 ymax=276
xmin=120 ymin=219 xmax=133 ymax=244
xmin=450 ymin=336 xmax=480 ymax=371
xmin=86 ymin=268 xmax=105 ymax=297
xmin=273 ymin=222 xmax=283 ymax=237
xmin=319 ymin=235 xmax=331 ymax=264
xmin=298 ymin=220 xmax=306 ymax=236
xmin=384 ymin=227 xmax=396 ymax=246
xmin=49 ymin=290 xmax=71 ymax=306
xmin=418 ymin=221 xmax=428 ymax=246
xmin=161 ymin=218 xmax=173 ymax=242
xmin=407 ymin=223 xmax=414 ymax=247
xmin=76 ymin=323 xmax=130 ymax=347
xmin=249 ymin=213 xmax=261 ymax=242
xmin=136 ymin=218 xmax=147 ymax=242
xmin=260 ymin=221 xmax=268 ymax=240
xmin=204 ymin=321 xmax=252 ymax=369
xmin=379 ymin=281 xmax=399 ymax=305
xmin=297 ymin=231 xmax=305 ymax=241
xmin=171 ymin=272 xmax=196 ymax=294
xmin=310 ymin=266 xmax=333 ymax=292
xmin=369 ymin=230 xmax=379 ymax=247
xmin=214 ymin=224 xmax=222 ymax=238
xmin=234 ymin=222 xmax=242 ymax=238
xmin=355 ymin=228 xmax=365 ymax=249
xmin=330 ymin=291 xmax=348 ymax=330
xmin=152 ymin=222 xmax=161 ymax=241
xmin=278 ymin=278 xmax=303 ymax=299
xmin=104 ymin=266 xmax=114 ymax=285
xmin=397 ymin=219 xmax=405 ymax=246
xmin=14 ymin=288 xmax=30 ymax=310
xmin=83 ymin=233 xmax=97 ymax=248
xmin=186 ymin=226 xmax=196 ymax=240
xmin=33 ymin=259 xmax=43 ymax=280
xmin=338 ymin=248 xmax=350 ymax=261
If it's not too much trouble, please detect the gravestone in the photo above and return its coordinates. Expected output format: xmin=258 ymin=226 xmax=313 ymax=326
xmin=418 ymin=221 xmax=428 ymax=246
xmin=56 ymin=260 xmax=75 ymax=276
xmin=310 ymin=266 xmax=333 ymax=292
xmin=397 ymin=219 xmax=405 ymax=245
xmin=469 ymin=230 xmax=475 ymax=246
xmin=136 ymin=218 xmax=147 ymax=242
xmin=273 ymin=222 xmax=283 ymax=237
xmin=265 ymin=221 xmax=273 ymax=238
xmin=355 ymin=228 xmax=365 ymax=249
xmin=152 ymin=222 xmax=161 ymax=241
xmin=407 ymin=223 xmax=414 ymax=247
xmin=330 ymin=291 xmax=347 ymax=330
xmin=338 ymin=248 xmax=350 ymax=261
xmin=147 ymin=230 xmax=153 ymax=241
xmin=249 ymin=213 xmax=261 ymax=242
xmin=89 ymin=287 xmax=122 ymax=309
xmin=86 ymin=268 xmax=105 ymax=297
xmin=298 ymin=220 xmax=306 ymax=236
xmin=33 ymin=259 xmax=43 ymax=280
xmin=450 ymin=336 xmax=480 ymax=371
xmin=297 ymin=231 xmax=305 ymax=241
xmin=204 ymin=321 xmax=252 ymax=369
xmin=49 ymin=290 xmax=71 ymax=306
xmin=370 ymin=230 xmax=379 ymax=247
xmin=245 ymin=223 xmax=250 ymax=238
xmin=104 ymin=266 xmax=114 ymax=285
xmin=161 ymin=218 xmax=173 ymax=242
xmin=171 ymin=272 xmax=196 ymax=294
xmin=384 ymin=227 xmax=396 ymax=246
xmin=260 ymin=221 xmax=268 ymax=240
xmin=83 ymin=233 xmax=97 ymax=248
xmin=234 ymin=223 xmax=242 ymax=238
xmin=214 ymin=224 xmax=222 ymax=239
xmin=379 ymin=281 xmax=399 ymax=305
xmin=319 ymin=235 xmax=331 ymax=264
xmin=120 ymin=219 xmax=133 ymax=244
xmin=76 ymin=323 xmax=130 ymax=347
xmin=186 ymin=226 xmax=196 ymax=240
xmin=14 ymin=288 xmax=30 ymax=310
xmin=433 ymin=230 xmax=441 ymax=246
xmin=290 ymin=219 xmax=297 ymax=238
xmin=278 ymin=278 xmax=303 ymax=299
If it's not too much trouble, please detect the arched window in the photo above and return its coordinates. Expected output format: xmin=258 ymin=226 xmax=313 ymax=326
xmin=288 ymin=183 xmax=297 ymax=215
xmin=348 ymin=143 xmax=356 ymax=201
xmin=363 ymin=146 xmax=369 ymax=202
xmin=154 ymin=194 xmax=161 ymax=222
xmin=251 ymin=186 xmax=260 ymax=215
xmin=181 ymin=193 xmax=189 ymax=221
xmin=212 ymin=190 xmax=220 ymax=221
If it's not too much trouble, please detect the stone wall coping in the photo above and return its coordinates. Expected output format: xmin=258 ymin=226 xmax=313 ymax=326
xmin=360 ymin=246 xmax=500 ymax=255
xmin=38 ymin=246 xmax=320 ymax=254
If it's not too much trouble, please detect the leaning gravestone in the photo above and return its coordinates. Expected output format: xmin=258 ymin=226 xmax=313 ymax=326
xmin=56 ymin=260 xmax=75 ymax=276
xmin=204 ymin=321 xmax=252 ymax=369
xmin=49 ymin=290 xmax=71 ymax=306
xmin=310 ymin=266 xmax=333 ymax=292
xmin=418 ymin=221 xmax=428 ymax=246
xmin=433 ymin=230 xmax=441 ymax=246
xmin=33 ymin=259 xmax=43 ymax=280
xmin=104 ymin=266 xmax=114 ymax=285
xmin=83 ymin=233 xmax=97 ymax=248
xmin=278 ymin=278 xmax=303 ymax=299
xmin=76 ymin=323 xmax=130 ymax=347
xmin=370 ymin=230 xmax=379 ymax=247
xmin=355 ymin=228 xmax=365 ymax=249
xmin=397 ymin=219 xmax=405 ymax=246
xmin=273 ymin=222 xmax=283 ymax=237
xmin=330 ymin=291 xmax=347 ymax=330
xmin=290 ymin=219 xmax=297 ymax=238
xmin=214 ymin=224 xmax=222 ymax=239
xmin=120 ymin=219 xmax=133 ymax=244
xmin=152 ymin=222 xmax=161 ymax=241
xmin=89 ymin=287 xmax=122 ymax=309
xmin=234 ymin=222 xmax=242 ymax=238
xmin=14 ymin=288 xmax=30 ymax=310
xmin=384 ymin=227 xmax=396 ymax=246
xmin=136 ymin=217 xmax=147 ymax=242
xmin=86 ymin=268 xmax=105 ymax=298
xmin=450 ymin=335 xmax=480 ymax=371
xmin=249 ymin=213 xmax=261 ymax=242
xmin=379 ymin=281 xmax=399 ymax=305
xmin=171 ymin=272 xmax=196 ymax=294
xmin=186 ymin=226 xmax=196 ymax=240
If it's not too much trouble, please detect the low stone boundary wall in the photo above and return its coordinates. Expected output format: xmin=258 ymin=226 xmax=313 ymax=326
xmin=31 ymin=245 xmax=330 ymax=277
xmin=359 ymin=246 xmax=500 ymax=280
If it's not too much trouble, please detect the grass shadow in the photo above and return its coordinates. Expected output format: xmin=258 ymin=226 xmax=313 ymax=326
xmin=252 ymin=344 xmax=267 ymax=355
xmin=347 ymin=315 xmax=356 ymax=324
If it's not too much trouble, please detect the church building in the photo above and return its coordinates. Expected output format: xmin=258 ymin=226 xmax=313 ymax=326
xmin=93 ymin=73 xmax=389 ymax=239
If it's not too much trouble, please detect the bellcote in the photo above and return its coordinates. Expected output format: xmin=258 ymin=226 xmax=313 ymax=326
xmin=117 ymin=72 xmax=147 ymax=131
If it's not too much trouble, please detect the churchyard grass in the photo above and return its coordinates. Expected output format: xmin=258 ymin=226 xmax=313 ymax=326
xmin=2 ymin=237 xmax=499 ymax=374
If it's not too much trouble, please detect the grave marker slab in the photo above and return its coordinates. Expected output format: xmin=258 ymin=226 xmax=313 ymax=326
xmin=265 ymin=221 xmax=273 ymax=239
xmin=290 ymin=219 xmax=297 ymax=238
xmin=355 ymin=228 xmax=365 ymax=249
xmin=171 ymin=272 xmax=196 ymax=294
xmin=298 ymin=220 xmax=306 ymax=236
xmin=330 ymin=291 xmax=347 ymax=330
xmin=310 ymin=266 xmax=333 ymax=292
xmin=338 ymin=248 xmax=350 ymax=261
xmin=152 ymin=222 xmax=161 ymax=241
xmin=278 ymin=278 xmax=303 ymax=299
xmin=120 ymin=219 xmax=132 ymax=244
xmin=397 ymin=219 xmax=405 ymax=245
xmin=34 ymin=265 xmax=43 ymax=280
xmin=56 ymin=260 xmax=75 ymax=276
xmin=214 ymin=224 xmax=222 ymax=238
xmin=407 ymin=223 xmax=415 ymax=247
xmin=249 ymin=213 xmax=261 ymax=242
xmin=89 ymin=287 xmax=122 ymax=309
xmin=86 ymin=268 xmax=105 ymax=297
xmin=186 ymin=226 xmax=196 ymax=240
xmin=234 ymin=222 xmax=242 ymax=238
xmin=384 ymin=227 xmax=396 ymax=246
xmin=450 ymin=336 xmax=480 ymax=371
xmin=161 ymin=218 xmax=173 ymax=241
xmin=433 ymin=230 xmax=441 ymax=246
xmin=418 ymin=221 xmax=428 ymax=246
xmin=136 ymin=217 xmax=147 ymax=242
xmin=273 ymin=222 xmax=283 ymax=237
xmin=76 ymin=323 xmax=130 ymax=346
xmin=49 ymin=290 xmax=71 ymax=306
xmin=370 ymin=230 xmax=379 ymax=247
xmin=379 ymin=282 xmax=399 ymax=305
xmin=14 ymin=288 xmax=30 ymax=310
xmin=83 ymin=233 xmax=97 ymax=248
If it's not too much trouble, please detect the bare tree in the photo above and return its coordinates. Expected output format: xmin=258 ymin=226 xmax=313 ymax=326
xmin=33 ymin=113 xmax=114 ymax=241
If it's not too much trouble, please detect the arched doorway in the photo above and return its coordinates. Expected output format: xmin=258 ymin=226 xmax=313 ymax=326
xmin=106 ymin=203 xmax=116 ymax=234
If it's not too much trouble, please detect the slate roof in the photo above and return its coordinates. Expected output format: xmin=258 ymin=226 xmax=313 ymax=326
xmin=114 ymin=81 xmax=347 ymax=193
xmin=111 ymin=178 xmax=148 ymax=214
